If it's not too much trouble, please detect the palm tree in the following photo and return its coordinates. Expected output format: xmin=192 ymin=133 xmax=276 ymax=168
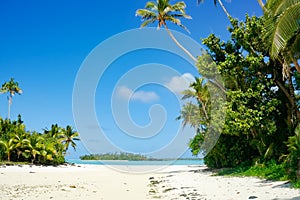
xmin=177 ymin=102 xmax=201 ymax=129
xmin=23 ymin=133 xmax=44 ymax=163
xmin=196 ymin=0 xmax=230 ymax=18
xmin=182 ymin=77 xmax=210 ymax=120
xmin=40 ymin=139 xmax=59 ymax=162
xmin=0 ymin=78 xmax=22 ymax=119
xmin=263 ymin=0 xmax=300 ymax=75
xmin=43 ymin=124 xmax=63 ymax=139
xmin=136 ymin=0 xmax=197 ymax=62
xmin=60 ymin=125 xmax=79 ymax=154
xmin=0 ymin=138 xmax=15 ymax=162
xmin=13 ymin=131 xmax=30 ymax=160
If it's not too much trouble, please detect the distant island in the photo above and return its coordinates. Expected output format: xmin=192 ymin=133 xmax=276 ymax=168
xmin=79 ymin=152 xmax=202 ymax=161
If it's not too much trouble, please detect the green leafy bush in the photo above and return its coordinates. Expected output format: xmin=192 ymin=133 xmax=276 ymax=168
xmin=204 ymin=134 xmax=258 ymax=168
xmin=284 ymin=125 xmax=300 ymax=181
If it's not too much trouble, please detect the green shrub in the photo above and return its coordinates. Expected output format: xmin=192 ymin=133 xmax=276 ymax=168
xmin=204 ymin=134 xmax=258 ymax=168
xmin=218 ymin=160 xmax=288 ymax=181
xmin=284 ymin=126 xmax=300 ymax=181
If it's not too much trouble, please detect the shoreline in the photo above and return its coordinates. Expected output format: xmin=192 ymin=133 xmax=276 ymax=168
xmin=0 ymin=164 xmax=299 ymax=199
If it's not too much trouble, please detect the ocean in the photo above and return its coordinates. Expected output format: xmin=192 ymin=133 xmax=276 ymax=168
xmin=66 ymin=159 xmax=205 ymax=166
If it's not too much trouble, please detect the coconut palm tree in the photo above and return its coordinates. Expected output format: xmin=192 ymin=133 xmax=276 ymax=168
xmin=177 ymin=102 xmax=201 ymax=129
xmin=182 ymin=77 xmax=210 ymax=120
xmin=263 ymin=0 xmax=300 ymax=75
xmin=196 ymin=0 xmax=231 ymax=18
xmin=40 ymin=138 xmax=59 ymax=162
xmin=177 ymin=77 xmax=211 ymax=133
xmin=23 ymin=133 xmax=44 ymax=163
xmin=13 ymin=131 xmax=30 ymax=160
xmin=60 ymin=125 xmax=79 ymax=154
xmin=43 ymin=124 xmax=63 ymax=139
xmin=0 ymin=138 xmax=15 ymax=162
xmin=136 ymin=0 xmax=197 ymax=62
xmin=0 ymin=78 xmax=22 ymax=119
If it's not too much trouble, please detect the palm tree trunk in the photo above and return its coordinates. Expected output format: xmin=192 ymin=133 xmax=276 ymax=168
xmin=163 ymin=24 xmax=198 ymax=63
xmin=208 ymin=79 xmax=226 ymax=93
xmin=293 ymin=59 xmax=300 ymax=74
xmin=217 ymin=0 xmax=231 ymax=18
xmin=257 ymin=0 xmax=266 ymax=12
xmin=7 ymin=151 xmax=10 ymax=162
xmin=164 ymin=24 xmax=227 ymax=94
xmin=8 ymin=95 xmax=12 ymax=119
xmin=163 ymin=24 xmax=226 ymax=94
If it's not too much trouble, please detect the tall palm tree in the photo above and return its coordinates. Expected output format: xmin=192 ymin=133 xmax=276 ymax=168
xmin=0 ymin=78 xmax=22 ymax=119
xmin=263 ymin=0 xmax=300 ymax=75
xmin=60 ymin=125 xmax=79 ymax=154
xmin=136 ymin=0 xmax=198 ymax=62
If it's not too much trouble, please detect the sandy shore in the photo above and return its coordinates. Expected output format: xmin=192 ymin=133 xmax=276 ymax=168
xmin=0 ymin=164 xmax=299 ymax=200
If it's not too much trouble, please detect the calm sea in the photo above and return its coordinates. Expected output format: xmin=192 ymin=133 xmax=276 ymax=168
xmin=67 ymin=159 xmax=204 ymax=166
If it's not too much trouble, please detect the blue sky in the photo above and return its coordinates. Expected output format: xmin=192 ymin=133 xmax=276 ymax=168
xmin=0 ymin=1 xmax=262 ymax=159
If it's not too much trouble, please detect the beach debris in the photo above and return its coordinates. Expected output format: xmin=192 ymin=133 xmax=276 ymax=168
xmin=163 ymin=187 xmax=177 ymax=193
xmin=150 ymin=179 xmax=162 ymax=186
xmin=248 ymin=196 xmax=258 ymax=199
xmin=149 ymin=188 xmax=157 ymax=195
xmin=69 ymin=185 xmax=76 ymax=188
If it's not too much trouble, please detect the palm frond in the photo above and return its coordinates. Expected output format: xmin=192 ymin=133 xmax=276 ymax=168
xmin=264 ymin=0 xmax=300 ymax=58
xmin=270 ymin=3 xmax=300 ymax=57
xmin=141 ymin=18 xmax=157 ymax=28
xmin=145 ymin=1 xmax=157 ymax=9
xmin=136 ymin=9 xmax=156 ymax=20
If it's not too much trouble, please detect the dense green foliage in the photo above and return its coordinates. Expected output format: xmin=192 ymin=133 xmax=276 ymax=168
xmin=217 ymin=160 xmax=288 ymax=182
xmin=176 ymin=0 xmax=300 ymax=183
xmin=0 ymin=116 xmax=79 ymax=165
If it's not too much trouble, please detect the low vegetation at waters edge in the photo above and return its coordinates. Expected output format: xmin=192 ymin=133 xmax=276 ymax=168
xmin=0 ymin=116 xmax=79 ymax=165
xmin=217 ymin=160 xmax=300 ymax=188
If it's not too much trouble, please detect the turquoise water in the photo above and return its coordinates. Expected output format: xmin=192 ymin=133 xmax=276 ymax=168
xmin=67 ymin=159 xmax=204 ymax=166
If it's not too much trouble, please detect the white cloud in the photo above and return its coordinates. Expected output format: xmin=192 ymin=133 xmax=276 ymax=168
xmin=116 ymin=86 xmax=159 ymax=103
xmin=164 ymin=73 xmax=195 ymax=93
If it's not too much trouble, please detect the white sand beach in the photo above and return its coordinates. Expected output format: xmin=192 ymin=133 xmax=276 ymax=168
xmin=0 ymin=164 xmax=299 ymax=200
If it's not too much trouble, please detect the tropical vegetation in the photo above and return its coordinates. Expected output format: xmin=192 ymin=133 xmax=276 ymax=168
xmin=137 ymin=0 xmax=300 ymax=185
xmin=0 ymin=116 xmax=79 ymax=165
xmin=0 ymin=78 xmax=80 ymax=165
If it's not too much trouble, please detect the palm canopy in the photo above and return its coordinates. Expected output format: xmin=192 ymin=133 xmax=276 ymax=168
xmin=136 ymin=0 xmax=198 ymax=62
xmin=60 ymin=125 xmax=80 ymax=153
xmin=263 ymin=0 xmax=300 ymax=59
xmin=136 ymin=0 xmax=191 ymax=32
xmin=1 ymin=78 xmax=22 ymax=97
